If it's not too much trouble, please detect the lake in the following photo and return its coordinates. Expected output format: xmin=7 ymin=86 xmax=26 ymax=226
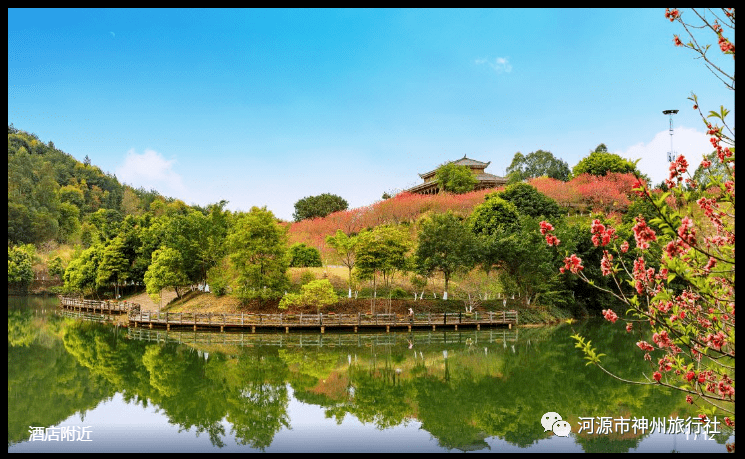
xmin=8 ymin=295 xmax=734 ymax=453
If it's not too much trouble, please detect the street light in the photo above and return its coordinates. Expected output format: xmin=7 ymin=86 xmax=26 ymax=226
xmin=663 ymin=109 xmax=679 ymax=162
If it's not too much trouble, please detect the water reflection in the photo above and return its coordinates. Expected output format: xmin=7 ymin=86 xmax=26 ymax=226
xmin=8 ymin=298 xmax=734 ymax=452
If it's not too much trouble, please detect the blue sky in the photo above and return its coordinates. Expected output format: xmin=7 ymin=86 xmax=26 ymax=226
xmin=8 ymin=8 xmax=735 ymax=221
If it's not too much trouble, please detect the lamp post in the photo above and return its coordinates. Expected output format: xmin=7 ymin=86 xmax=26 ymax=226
xmin=663 ymin=109 xmax=679 ymax=162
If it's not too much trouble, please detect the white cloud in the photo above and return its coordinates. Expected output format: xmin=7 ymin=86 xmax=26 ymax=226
xmin=116 ymin=148 xmax=186 ymax=196
xmin=476 ymin=56 xmax=512 ymax=73
xmin=614 ymin=127 xmax=712 ymax=185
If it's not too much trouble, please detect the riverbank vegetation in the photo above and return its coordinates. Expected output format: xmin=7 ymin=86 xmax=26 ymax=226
xmin=7 ymin=123 xmax=721 ymax=325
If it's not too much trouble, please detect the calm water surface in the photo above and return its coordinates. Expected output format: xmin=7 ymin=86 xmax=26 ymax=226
xmin=8 ymin=296 xmax=734 ymax=453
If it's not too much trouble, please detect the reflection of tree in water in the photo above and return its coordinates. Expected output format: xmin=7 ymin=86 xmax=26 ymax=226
xmin=61 ymin=322 xmax=292 ymax=450
xmin=415 ymin=376 xmax=491 ymax=451
xmin=224 ymin=348 xmax=290 ymax=450
xmin=575 ymin=434 xmax=644 ymax=454
xmin=30 ymin=316 xmax=727 ymax=452
xmin=8 ymin=309 xmax=113 ymax=446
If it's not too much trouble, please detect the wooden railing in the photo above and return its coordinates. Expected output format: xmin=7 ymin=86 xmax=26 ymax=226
xmin=127 ymin=327 xmax=520 ymax=347
xmin=128 ymin=310 xmax=518 ymax=331
xmin=58 ymin=296 xmax=138 ymax=314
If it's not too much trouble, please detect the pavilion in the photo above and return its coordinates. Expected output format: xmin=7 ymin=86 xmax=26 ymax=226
xmin=405 ymin=155 xmax=508 ymax=195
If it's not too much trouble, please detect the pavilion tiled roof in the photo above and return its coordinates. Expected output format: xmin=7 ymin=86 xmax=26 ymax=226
xmin=405 ymin=155 xmax=507 ymax=195
xmin=419 ymin=155 xmax=491 ymax=179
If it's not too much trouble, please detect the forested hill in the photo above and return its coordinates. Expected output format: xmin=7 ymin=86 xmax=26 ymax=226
xmin=8 ymin=124 xmax=181 ymax=246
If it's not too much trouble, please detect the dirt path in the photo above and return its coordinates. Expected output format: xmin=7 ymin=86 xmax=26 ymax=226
xmin=124 ymin=289 xmax=178 ymax=312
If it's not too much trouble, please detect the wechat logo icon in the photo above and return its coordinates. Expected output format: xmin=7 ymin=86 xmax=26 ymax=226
xmin=541 ymin=412 xmax=571 ymax=437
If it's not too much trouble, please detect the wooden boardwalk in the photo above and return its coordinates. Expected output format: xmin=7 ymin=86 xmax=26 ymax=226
xmin=59 ymin=296 xmax=138 ymax=315
xmin=57 ymin=296 xmax=518 ymax=333
xmin=127 ymin=310 xmax=518 ymax=333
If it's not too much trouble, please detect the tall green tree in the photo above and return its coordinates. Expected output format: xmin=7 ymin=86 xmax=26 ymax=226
xmin=63 ymin=245 xmax=103 ymax=295
xmin=325 ymin=230 xmax=358 ymax=297
xmin=506 ymin=150 xmax=571 ymax=183
xmin=144 ymin=246 xmax=190 ymax=303
xmin=292 ymin=193 xmax=349 ymax=222
xmin=8 ymin=245 xmax=35 ymax=291
xmin=481 ymin=216 xmax=563 ymax=306
xmin=96 ymin=236 xmax=131 ymax=297
xmin=354 ymin=225 xmax=410 ymax=313
xmin=434 ymin=163 xmax=478 ymax=194
xmin=415 ymin=211 xmax=479 ymax=299
xmin=227 ymin=206 xmax=289 ymax=305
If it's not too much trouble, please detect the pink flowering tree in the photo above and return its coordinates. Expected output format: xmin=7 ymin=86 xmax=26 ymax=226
xmin=541 ymin=8 xmax=734 ymax=434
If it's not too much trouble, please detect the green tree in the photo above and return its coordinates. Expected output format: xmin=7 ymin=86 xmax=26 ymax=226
xmin=96 ymin=236 xmax=131 ymax=297
xmin=506 ymin=150 xmax=571 ymax=184
xmin=484 ymin=216 xmax=566 ymax=306
xmin=355 ymin=225 xmax=410 ymax=313
xmin=288 ymin=243 xmax=323 ymax=268
xmin=144 ymin=246 xmax=189 ymax=303
xmin=496 ymin=182 xmax=564 ymax=222
xmin=8 ymin=245 xmax=35 ymax=291
xmin=56 ymin=202 xmax=81 ymax=243
xmin=48 ymin=256 xmax=65 ymax=280
xmin=227 ymin=206 xmax=289 ymax=305
xmin=300 ymin=279 xmax=338 ymax=313
xmin=415 ymin=211 xmax=479 ymax=299
xmin=325 ymin=230 xmax=358 ymax=297
xmin=572 ymin=148 xmax=637 ymax=177
xmin=468 ymin=194 xmax=520 ymax=238
xmin=434 ymin=163 xmax=478 ymax=194
xmin=292 ymin=193 xmax=349 ymax=222
xmin=63 ymin=245 xmax=103 ymax=295
xmin=690 ymin=150 xmax=730 ymax=191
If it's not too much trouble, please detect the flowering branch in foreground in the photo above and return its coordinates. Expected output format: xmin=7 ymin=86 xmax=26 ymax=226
xmin=536 ymin=10 xmax=735 ymax=427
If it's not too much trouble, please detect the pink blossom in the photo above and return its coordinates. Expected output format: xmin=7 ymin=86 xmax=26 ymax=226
xmin=632 ymin=216 xmax=657 ymax=250
xmin=591 ymin=219 xmax=615 ymax=247
xmin=602 ymin=309 xmax=618 ymax=323
xmin=600 ymin=251 xmax=613 ymax=276
xmin=560 ymin=254 xmax=584 ymax=274
xmin=637 ymin=341 xmax=655 ymax=352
